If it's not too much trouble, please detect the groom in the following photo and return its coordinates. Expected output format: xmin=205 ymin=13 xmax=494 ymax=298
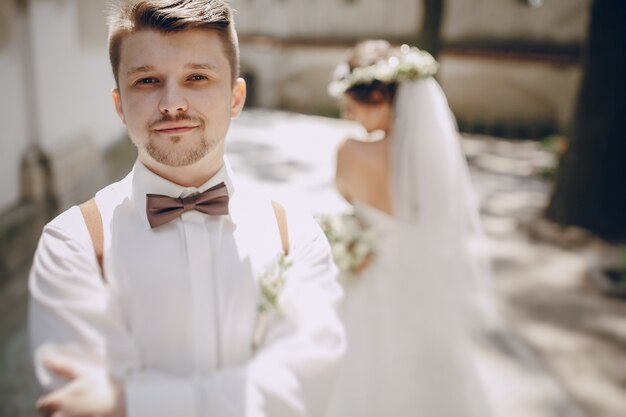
xmin=28 ymin=1 xmax=345 ymax=416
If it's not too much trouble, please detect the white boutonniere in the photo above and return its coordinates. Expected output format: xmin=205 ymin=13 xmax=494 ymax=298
xmin=252 ymin=252 xmax=293 ymax=350
xmin=316 ymin=212 xmax=377 ymax=275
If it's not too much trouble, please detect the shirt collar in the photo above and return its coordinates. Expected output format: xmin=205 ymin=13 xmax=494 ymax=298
xmin=131 ymin=157 xmax=237 ymax=229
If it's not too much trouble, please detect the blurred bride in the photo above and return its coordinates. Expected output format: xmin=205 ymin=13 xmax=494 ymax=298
xmin=324 ymin=40 xmax=499 ymax=416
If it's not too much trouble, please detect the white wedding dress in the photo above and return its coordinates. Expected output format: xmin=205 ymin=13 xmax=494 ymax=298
xmin=326 ymin=78 xmax=496 ymax=416
xmin=325 ymin=201 xmax=491 ymax=417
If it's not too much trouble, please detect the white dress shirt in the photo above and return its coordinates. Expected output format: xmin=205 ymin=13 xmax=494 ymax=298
xmin=28 ymin=158 xmax=345 ymax=417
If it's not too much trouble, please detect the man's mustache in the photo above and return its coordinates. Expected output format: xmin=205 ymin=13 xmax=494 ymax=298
xmin=148 ymin=114 xmax=203 ymax=129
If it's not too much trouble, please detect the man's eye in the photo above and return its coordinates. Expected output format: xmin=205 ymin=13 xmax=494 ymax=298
xmin=188 ymin=75 xmax=208 ymax=81
xmin=136 ymin=77 xmax=159 ymax=85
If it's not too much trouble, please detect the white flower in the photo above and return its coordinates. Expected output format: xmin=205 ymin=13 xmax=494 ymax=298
xmin=388 ymin=56 xmax=400 ymax=68
xmin=257 ymin=252 xmax=292 ymax=314
xmin=253 ymin=252 xmax=293 ymax=350
xmin=373 ymin=62 xmax=396 ymax=83
xmin=327 ymin=80 xmax=349 ymax=99
xmin=316 ymin=212 xmax=377 ymax=276
xmin=328 ymin=44 xmax=439 ymax=98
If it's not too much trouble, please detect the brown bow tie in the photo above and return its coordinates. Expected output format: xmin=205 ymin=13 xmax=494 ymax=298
xmin=146 ymin=182 xmax=229 ymax=228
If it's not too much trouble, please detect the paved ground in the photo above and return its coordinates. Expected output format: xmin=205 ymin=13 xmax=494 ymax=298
xmin=1 ymin=109 xmax=624 ymax=416
xmin=463 ymin=136 xmax=626 ymax=417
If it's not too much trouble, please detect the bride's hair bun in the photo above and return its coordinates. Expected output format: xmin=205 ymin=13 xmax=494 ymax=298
xmin=346 ymin=40 xmax=398 ymax=70
xmin=344 ymin=40 xmax=399 ymax=104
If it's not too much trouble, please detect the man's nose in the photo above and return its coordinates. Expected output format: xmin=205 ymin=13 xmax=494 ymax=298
xmin=159 ymin=83 xmax=189 ymax=114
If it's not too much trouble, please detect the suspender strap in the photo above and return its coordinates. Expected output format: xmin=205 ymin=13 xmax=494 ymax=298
xmin=79 ymin=198 xmax=105 ymax=282
xmin=79 ymin=198 xmax=290 ymax=284
xmin=271 ymin=200 xmax=290 ymax=256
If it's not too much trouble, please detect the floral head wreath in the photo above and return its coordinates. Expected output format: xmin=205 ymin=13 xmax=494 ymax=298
xmin=327 ymin=44 xmax=439 ymax=99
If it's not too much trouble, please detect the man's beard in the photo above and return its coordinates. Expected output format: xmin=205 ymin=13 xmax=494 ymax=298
xmin=145 ymin=134 xmax=218 ymax=167
xmin=142 ymin=114 xmax=219 ymax=167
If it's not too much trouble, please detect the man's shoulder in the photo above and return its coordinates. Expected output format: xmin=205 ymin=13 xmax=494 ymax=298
xmin=93 ymin=171 xmax=133 ymax=208
xmin=273 ymin=201 xmax=322 ymax=247
xmin=46 ymin=205 xmax=84 ymax=231
xmin=44 ymin=173 xmax=133 ymax=238
xmin=39 ymin=205 xmax=92 ymax=256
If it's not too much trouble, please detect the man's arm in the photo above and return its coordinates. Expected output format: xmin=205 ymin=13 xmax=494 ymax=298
xmin=31 ymin=208 xmax=345 ymax=417
xmin=29 ymin=207 xmax=138 ymax=417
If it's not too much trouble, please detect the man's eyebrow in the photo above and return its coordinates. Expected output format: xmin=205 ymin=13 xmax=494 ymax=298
xmin=125 ymin=63 xmax=218 ymax=77
xmin=185 ymin=63 xmax=218 ymax=71
xmin=126 ymin=65 xmax=155 ymax=77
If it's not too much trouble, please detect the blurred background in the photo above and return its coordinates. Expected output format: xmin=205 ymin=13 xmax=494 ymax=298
xmin=0 ymin=0 xmax=625 ymax=416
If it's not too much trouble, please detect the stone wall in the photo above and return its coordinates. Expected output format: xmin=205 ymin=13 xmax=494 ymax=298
xmin=0 ymin=0 xmax=127 ymax=286
xmin=240 ymin=41 xmax=581 ymax=136
xmin=232 ymin=0 xmax=590 ymax=46
xmin=440 ymin=52 xmax=582 ymax=137
xmin=235 ymin=0 xmax=589 ymax=135
xmin=232 ymin=0 xmax=421 ymax=39
xmin=0 ymin=1 xmax=32 ymax=211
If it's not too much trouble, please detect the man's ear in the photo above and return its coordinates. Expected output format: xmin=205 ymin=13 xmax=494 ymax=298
xmin=111 ymin=88 xmax=126 ymax=125
xmin=230 ymin=78 xmax=246 ymax=119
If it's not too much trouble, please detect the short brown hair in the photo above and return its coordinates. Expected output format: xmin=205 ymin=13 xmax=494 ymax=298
xmin=107 ymin=0 xmax=239 ymax=86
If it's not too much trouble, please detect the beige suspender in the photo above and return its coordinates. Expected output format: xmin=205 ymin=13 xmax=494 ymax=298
xmin=271 ymin=200 xmax=289 ymax=256
xmin=79 ymin=199 xmax=290 ymax=283
xmin=79 ymin=198 xmax=105 ymax=282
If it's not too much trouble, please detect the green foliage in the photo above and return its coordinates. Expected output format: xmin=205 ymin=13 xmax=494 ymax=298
xmin=539 ymin=134 xmax=561 ymax=179
xmin=541 ymin=134 xmax=559 ymax=152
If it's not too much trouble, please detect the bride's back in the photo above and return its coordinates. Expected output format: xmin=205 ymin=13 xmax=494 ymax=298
xmin=335 ymin=137 xmax=392 ymax=215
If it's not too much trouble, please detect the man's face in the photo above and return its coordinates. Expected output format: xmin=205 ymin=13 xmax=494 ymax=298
xmin=112 ymin=29 xmax=245 ymax=168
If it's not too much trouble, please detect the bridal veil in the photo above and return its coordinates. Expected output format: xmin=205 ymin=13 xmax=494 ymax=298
xmin=391 ymin=77 xmax=500 ymax=334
